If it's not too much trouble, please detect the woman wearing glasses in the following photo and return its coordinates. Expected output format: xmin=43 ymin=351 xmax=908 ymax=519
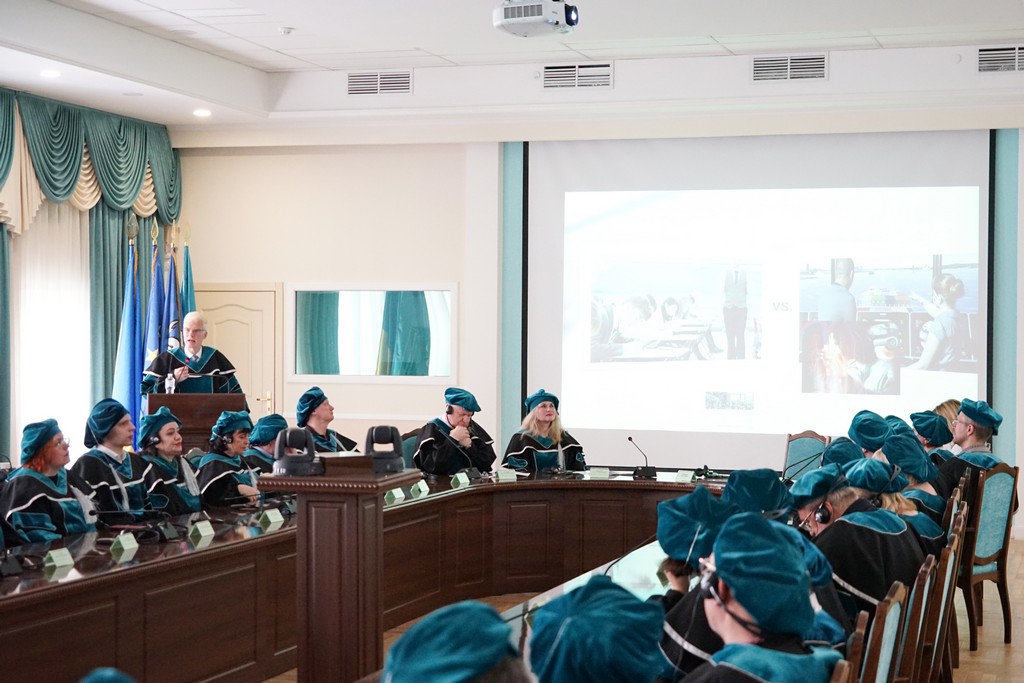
xmin=0 ymin=419 xmax=96 ymax=545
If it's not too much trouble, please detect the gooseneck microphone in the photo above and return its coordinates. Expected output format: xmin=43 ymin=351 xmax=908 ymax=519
xmin=627 ymin=436 xmax=657 ymax=479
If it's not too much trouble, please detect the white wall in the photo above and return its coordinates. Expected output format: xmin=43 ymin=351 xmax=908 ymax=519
xmin=179 ymin=142 xmax=505 ymax=444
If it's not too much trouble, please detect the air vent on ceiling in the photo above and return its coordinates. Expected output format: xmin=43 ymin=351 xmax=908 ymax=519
xmin=978 ymin=47 xmax=1023 ymax=72
xmin=543 ymin=63 xmax=613 ymax=89
xmin=347 ymin=71 xmax=413 ymax=95
xmin=752 ymin=55 xmax=827 ymax=81
xmin=503 ymin=3 xmax=543 ymax=19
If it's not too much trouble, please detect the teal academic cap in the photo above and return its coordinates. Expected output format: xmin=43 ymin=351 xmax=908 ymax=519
xmin=79 ymin=668 xmax=138 ymax=683
xmin=525 ymin=388 xmax=559 ymax=412
xmin=713 ymin=512 xmax=813 ymax=636
xmin=910 ymin=410 xmax=953 ymax=447
xmin=249 ymin=413 xmax=288 ymax=446
xmin=444 ymin=387 xmax=481 ymax=412
xmin=295 ymin=387 xmax=327 ymax=427
xmin=84 ymin=398 xmax=129 ymax=448
xmin=657 ymin=486 xmax=738 ymax=565
xmin=721 ymin=468 xmax=793 ymax=519
xmin=138 ymin=406 xmax=182 ymax=446
xmin=960 ymin=398 xmax=1003 ymax=435
xmin=21 ymin=419 xmax=60 ymax=464
xmin=382 ymin=601 xmax=515 ymax=683
xmin=776 ymin=522 xmax=834 ymax=588
xmin=879 ymin=433 xmax=937 ymax=483
xmin=529 ymin=575 xmax=663 ymax=683
xmin=843 ymin=458 xmax=908 ymax=494
xmin=790 ymin=463 xmax=847 ymax=509
xmin=211 ymin=410 xmax=253 ymax=438
xmin=885 ymin=415 xmax=915 ymax=437
xmin=821 ymin=437 xmax=863 ymax=468
xmin=847 ymin=410 xmax=891 ymax=451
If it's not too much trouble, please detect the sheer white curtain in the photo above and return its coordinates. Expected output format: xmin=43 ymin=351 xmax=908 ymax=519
xmin=337 ymin=291 xmax=386 ymax=374
xmin=425 ymin=291 xmax=452 ymax=375
xmin=9 ymin=200 xmax=90 ymax=464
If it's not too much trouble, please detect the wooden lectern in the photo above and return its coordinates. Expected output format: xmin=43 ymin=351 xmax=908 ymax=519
xmin=146 ymin=394 xmax=246 ymax=453
xmin=260 ymin=460 xmax=423 ymax=683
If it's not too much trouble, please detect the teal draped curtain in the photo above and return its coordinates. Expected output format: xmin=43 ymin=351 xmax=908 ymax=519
xmin=89 ymin=202 xmax=129 ymax=402
xmin=0 ymin=226 xmax=10 ymax=462
xmin=376 ymin=291 xmax=431 ymax=375
xmin=296 ymin=292 xmax=340 ymax=375
xmin=0 ymin=89 xmax=15 ymax=187
xmin=146 ymin=127 xmax=182 ymax=225
xmin=17 ymin=93 xmax=84 ymax=203
xmin=82 ymin=110 xmax=147 ymax=210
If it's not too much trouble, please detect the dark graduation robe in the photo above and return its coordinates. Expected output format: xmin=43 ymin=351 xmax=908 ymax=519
xmin=141 ymin=346 xmax=243 ymax=395
xmin=413 ymin=418 xmax=496 ymax=476
xmin=813 ymin=499 xmax=925 ymax=623
xmin=659 ymin=586 xmax=723 ymax=682
xmin=70 ymin=448 xmax=154 ymax=524
xmin=306 ymin=427 xmax=358 ymax=454
xmin=903 ymin=488 xmax=946 ymax=525
xmin=141 ymin=454 xmax=202 ymax=515
xmin=0 ymin=468 xmax=96 ymax=544
xmin=900 ymin=511 xmax=945 ymax=557
xmin=196 ymin=453 xmax=259 ymax=507
xmin=933 ymin=447 xmax=1002 ymax=499
xmin=501 ymin=430 xmax=587 ymax=472
xmin=684 ymin=637 xmax=842 ymax=683
xmin=242 ymin=446 xmax=276 ymax=474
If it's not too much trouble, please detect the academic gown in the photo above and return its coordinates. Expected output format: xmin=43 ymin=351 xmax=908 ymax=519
xmin=413 ymin=418 xmax=496 ymax=476
xmin=71 ymin=448 xmax=154 ymax=524
xmin=813 ymin=499 xmax=925 ymax=624
xmin=903 ymin=488 xmax=946 ymax=525
xmin=141 ymin=346 xmax=243 ymax=395
xmin=933 ymin=449 xmax=1002 ymax=499
xmin=196 ymin=453 xmax=259 ymax=507
xmin=658 ymin=586 xmax=723 ymax=682
xmin=900 ymin=512 xmax=946 ymax=557
xmin=243 ymin=446 xmax=276 ymax=474
xmin=141 ymin=454 xmax=202 ymax=515
xmin=685 ymin=636 xmax=842 ymax=683
xmin=305 ymin=427 xmax=358 ymax=454
xmin=0 ymin=468 xmax=96 ymax=544
xmin=501 ymin=430 xmax=587 ymax=472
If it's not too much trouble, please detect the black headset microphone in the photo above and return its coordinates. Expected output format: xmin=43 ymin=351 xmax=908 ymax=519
xmin=627 ymin=436 xmax=657 ymax=479
xmin=697 ymin=566 xmax=763 ymax=637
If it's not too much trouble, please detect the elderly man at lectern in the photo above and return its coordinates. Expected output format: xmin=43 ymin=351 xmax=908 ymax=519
xmin=141 ymin=311 xmax=243 ymax=395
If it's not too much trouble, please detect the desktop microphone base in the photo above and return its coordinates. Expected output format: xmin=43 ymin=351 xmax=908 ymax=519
xmin=632 ymin=466 xmax=657 ymax=480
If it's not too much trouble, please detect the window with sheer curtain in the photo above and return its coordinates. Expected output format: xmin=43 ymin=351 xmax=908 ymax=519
xmin=9 ymin=200 xmax=90 ymax=464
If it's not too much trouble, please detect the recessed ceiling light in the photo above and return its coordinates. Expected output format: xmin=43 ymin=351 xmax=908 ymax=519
xmin=40 ymin=69 xmax=61 ymax=79
xmin=193 ymin=108 xmax=212 ymax=118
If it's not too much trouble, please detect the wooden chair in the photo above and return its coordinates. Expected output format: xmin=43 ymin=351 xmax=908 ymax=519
xmin=893 ymin=555 xmax=937 ymax=683
xmin=917 ymin=509 xmax=966 ymax=683
xmin=830 ymin=658 xmax=852 ymax=683
xmin=939 ymin=486 xmax=961 ymax=537
xmin=784 ymin=430 xmax=830 ymax=481
xmin=861 ymin=581 xmax=909 ymax=683
xmin=845 ymin=610 xmax=870 ymax=680
xmin=956 ymin=463 xmax=1019 ymax=651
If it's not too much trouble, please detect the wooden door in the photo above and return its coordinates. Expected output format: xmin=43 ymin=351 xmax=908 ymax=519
xmin=195 ymin=284 xmax=281 ymax=416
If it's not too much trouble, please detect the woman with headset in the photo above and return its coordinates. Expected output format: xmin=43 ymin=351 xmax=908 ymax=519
xmin=0 ymin=419 xmax=96 ymax=545
xmin=71 ymin=398 xmax=154 ymax=524
xmin=501 ymin=389 xmax=587 ymax=473
xmin=195 ymin=411 xmax=260 ymax=507
xmin=138 ymin=406 xmax=202 ymax=515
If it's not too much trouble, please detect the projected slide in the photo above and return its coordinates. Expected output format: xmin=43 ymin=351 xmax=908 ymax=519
xmin=563 ymin=187 xmax=980 ymax=436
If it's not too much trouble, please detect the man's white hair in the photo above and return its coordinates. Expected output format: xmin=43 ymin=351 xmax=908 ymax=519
xmin=183 ymin=311 xmax=207 ymax=329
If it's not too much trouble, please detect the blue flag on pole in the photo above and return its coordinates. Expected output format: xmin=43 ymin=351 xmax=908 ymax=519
xmin=163 ymin=246 xmax=181 ymax=351
xmin=180 ymin=243 xmax=196 ymax=315
xmin=144 ymin=242 xmax=165 ymax=367
xmin=111 ymin=241 xmax=142 ymax=449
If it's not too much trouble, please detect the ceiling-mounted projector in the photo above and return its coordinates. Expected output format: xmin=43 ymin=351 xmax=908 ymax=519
xmin=493 ymin=0 xmax=579 ymax=37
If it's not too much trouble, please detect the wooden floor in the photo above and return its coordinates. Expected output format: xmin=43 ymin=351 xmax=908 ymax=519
xmin=264 ymin=540 xmax=1022 ymax=683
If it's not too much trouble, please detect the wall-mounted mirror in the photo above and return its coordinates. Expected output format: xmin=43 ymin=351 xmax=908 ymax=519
xmin=286 ymin=284 xmax=457 ymax=382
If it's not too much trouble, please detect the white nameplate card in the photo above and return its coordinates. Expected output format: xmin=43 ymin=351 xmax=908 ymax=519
xmin=189 ymin=521 xmax=215 ymax=549
xmin=675 ymin=470 xmax=695 ymax=483
xmin=450 ymin=472 xmax=470 ymax=488
xmin=259 ymin=509 xmax=285 ymax=531
xmin=409 ymin=480 xmax=431 ymax=498
xmin=44 ymin=547 xmax=74 ymax=569
xmin=44 ymin=561 xmax=74 ymax=581
xmin=495 ymin=468 xmax=517 ymax=483
xmin=588 ymin=467 xmax=610 ymax=480
xmin=384 ymin=488 xmax=407 ymax=505
xmin=110 ymin=532 xmax=139 ymax=563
